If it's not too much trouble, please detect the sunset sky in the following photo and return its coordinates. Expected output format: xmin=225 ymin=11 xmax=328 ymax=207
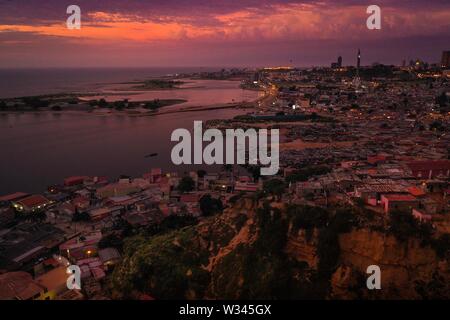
xmin=0 ymin=0 xmax=449 ymax=68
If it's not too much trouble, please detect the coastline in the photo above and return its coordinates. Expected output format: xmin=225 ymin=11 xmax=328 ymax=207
xmin=0 ymin=77 xmax=265 ymax=117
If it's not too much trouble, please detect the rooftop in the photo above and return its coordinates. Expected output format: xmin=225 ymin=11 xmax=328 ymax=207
xmin=15 ymin=195 xmax=50 ymax=208
xmin=383 ymin=194 xmax=417 ymax=202
xmin=35 ymin=266 xmax=68 ymax=291
xmin=0 ymin=192 xmax=29 ymax=202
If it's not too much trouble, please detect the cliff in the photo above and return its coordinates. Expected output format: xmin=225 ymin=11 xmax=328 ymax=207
xmin=110 ymin=198 xmax=449 ymax=299
xmin=332 ymin=229 xmax=450 ymax=299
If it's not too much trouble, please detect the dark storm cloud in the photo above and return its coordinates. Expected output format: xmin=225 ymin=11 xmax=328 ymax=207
xmin=0 ymin=0 xmax=448 ymax=25
xmin=0 ymin=0 xmax=448 ymax=67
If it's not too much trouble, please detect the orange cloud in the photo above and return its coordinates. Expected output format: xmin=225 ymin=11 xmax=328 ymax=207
xmin=1 ymin=4 xmax=449 ymax=44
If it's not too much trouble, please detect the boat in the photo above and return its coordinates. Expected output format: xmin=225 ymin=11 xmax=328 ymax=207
xmin=144 ymin=153 xmax=158 ymax=158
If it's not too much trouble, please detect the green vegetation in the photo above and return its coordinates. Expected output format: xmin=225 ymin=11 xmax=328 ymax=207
xmin=415 ymin=271 xmax=450 ymax=299
xmin=133 ymin=79 xmax=184 ymax=90
xmin=178 ymin=176 xmax=195 ymax=193
xmin=23 ymin=97 xmax=50 ymax=109
xmin=199 ymin=194 xmax=223 ymax=217
xmin=97 ymin=98 xmax=108 ymax=108
xmin=196 ymin=170 xmax=207 ymax=178
xmin=146 ymin=215 xmax=199 ymax=237
xmin=72 ymin=211 xmax=90 ymax=222
xmin=430 ymin=234 xmax=450 ymax=259
xmin=89 ymin=97 xmax=186 ymax=110
xmin=229 ymin=192 xmax=245 ymax=205
xmin=286 ymin=165 xmax=331 ymax=183
xmin=317 ymin=208 xmax=355 ymax=276
xmin=233 ymin=113 xmax=335 ymax=123
xmin=209 ymin=203 xmax=333 ymax=299
xmin=110 ymin=202 xmax=357 ymax=300
xmin=209 ymin=203 xmax=291 ymax=299
xmin=223 ymin=164 xmax=233 ymax=172
xmin=254 ymin=203 xmax=287 ymax=253
xmin=436 ymin=92 xmax=449 ymax=109
xmin=287 ymin=205 xmax=329 ymax=232
xmin=429 ymin=120 xmax=445 ymax=132
xmin=99 ymin=234 xmax=124 ymax=250
xmin=143 ymin=99 xmax=186 ymax=110
xmin=388 ymin=210 xmax=433 ymax=242
xmin=286 ymin=204 xmax=355 ymax=276
xmin=111 ymin=228 xmax=210 ymax=299
xmin=262 ymin=179 xmax=286 ymax=200
xmin=113 ymin=99 xmax=128 ymax=110
xmin=243 ymin=164 xmax=261 ymax=181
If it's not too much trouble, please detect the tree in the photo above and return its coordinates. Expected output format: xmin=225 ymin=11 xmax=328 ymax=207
xmin=263 ymin=179 xmax=286 ymax=200
xmin=286 ymin=205 xmax=329 ymax=231
xmin=388 ymin=210 xmax=431 ymax=242
xmin=113 ymin=100 xmax=127 ymax=110
xmin=145 ymin=215 xmax=198 ymax=237
xmin=355 ymin=197 xmax=366 ymax=207
xmin=431 ymin=234 xmax=450 ymax=259
xmin=430 ymin=121 xmax=444 ymax=132
xmin=73 ymin=211 xmax=90 ymax=222
xmin=23 ymin=97 xmax=49 ymax=109
xmin=178 ymin=176 xmax=195 ymax=193
xmin=98 ymin=98 xmax=108 ymax=108
xmin=99 ymin=234 xmax=123 ymax=250
xmin=286 ymin=165 xmax=331 ymax=184
xmin=436 ymin=92 xmax=448 ymax=108
xmin=199 ymin=194 xmax=223 ymax=216
xmin=144 ymin=99 xmax=162 ymax=110
xmin=245 ymin=165 xmax=261 ymax=181
xmin=196 ymin=170 xmax=207 ymax=178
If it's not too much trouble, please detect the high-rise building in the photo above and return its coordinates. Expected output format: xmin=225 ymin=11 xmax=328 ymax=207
xmin=353 ymin=49 xmax=361 ymax=88
xmin=441 ymin=51 xmax=450 ymax=68
xmin=331 ymin=55 xmax=343 ymax=69
xmin=357 ymin=49 xmax=361 ymax=71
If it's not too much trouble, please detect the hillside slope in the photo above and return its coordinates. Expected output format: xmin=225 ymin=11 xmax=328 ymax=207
xmin=110 ymin=197 xmax=449 ymax=299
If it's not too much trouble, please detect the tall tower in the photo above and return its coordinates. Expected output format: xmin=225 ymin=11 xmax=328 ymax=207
xmin=357 ymin=49 xmax=361 ymax=75
xmin=353 ymin=49 xmax=361 ymax=89
xmin=442 ymin=51 xmax=450 ymax=68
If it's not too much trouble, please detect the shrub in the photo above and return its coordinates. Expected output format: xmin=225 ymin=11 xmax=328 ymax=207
xmin=199 ymin=194 xmax=223 ymax=217
xmin=178 ymin=176 xmax=195 ymax=193
xmin=287 ymin=205 xmax=329 ymax=231
xmin=262 ymin=179 xmax=285 ymax=199
xmin=388 ymin=210 xmax=431 ymax=242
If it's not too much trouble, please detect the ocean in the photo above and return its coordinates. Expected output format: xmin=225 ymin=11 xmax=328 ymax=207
xmin=0 ymin=68 xmax=259 ymax=194
xmin=0 ymin=67 xmax=220 ymax=99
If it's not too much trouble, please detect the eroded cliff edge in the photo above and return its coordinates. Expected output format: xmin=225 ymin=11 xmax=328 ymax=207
xmin=111 ymin=197 xmax=449 ymax=299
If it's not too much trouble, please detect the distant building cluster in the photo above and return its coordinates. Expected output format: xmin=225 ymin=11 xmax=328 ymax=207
xmin=0 ymin=53 xmax=449 ymax=300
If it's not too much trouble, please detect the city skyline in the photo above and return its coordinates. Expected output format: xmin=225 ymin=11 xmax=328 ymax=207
xmin=0 ymin=0 xmax=449 ymax=68
xmin=0 ymin=0 xmax=449 ymax=305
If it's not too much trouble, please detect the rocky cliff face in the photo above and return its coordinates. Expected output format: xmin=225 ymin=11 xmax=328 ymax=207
xmin=111 ymin=198 xmax=449 ymax=299
xmin=285 ymin=227 xmax=449 ymax=299
xmin=332 ymin=230 xmax=450 ymax=299
xmin=285 ymin=228 xmax=319 ymax=269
